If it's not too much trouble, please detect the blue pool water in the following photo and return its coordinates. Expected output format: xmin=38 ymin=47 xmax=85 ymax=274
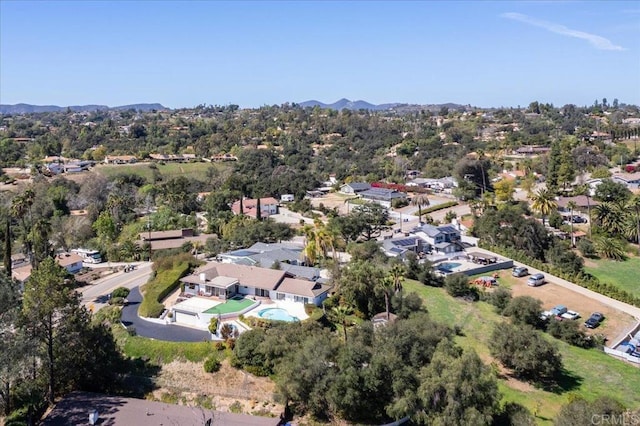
xmin=438 ymin=262 xmax=461 ymax=271
xmin=258 ymin=308 xmax=299 ymax=322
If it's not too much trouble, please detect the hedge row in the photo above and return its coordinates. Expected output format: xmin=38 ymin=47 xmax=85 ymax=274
xmin=139 ymin=261 xmax=191 ymax=318
xmin=480 ymin=243 xmax=640 ymax=308
xmin=421 ymin=201 xmax=459 ymax=215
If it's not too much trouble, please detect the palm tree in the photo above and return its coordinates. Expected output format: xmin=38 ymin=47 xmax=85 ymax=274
xmin=303 ymin=219 xmax=337 ymax=266
xmin=627 ymin=194 xmax=640 ymax=250
xmin=575 ymin=185 xmax=593 ymax=236
xmin=330 ymin=305 xmax=352 ymax=343
xmin=530 ymin=189 xmax=557 ymax=225
xmin=376 ymin=276 xmax=394 ymax=321
xmin=410 ymin=193 xmax=430 ymax=225
xmin=592 ymin=202 xmax=626 ymax=236
xmin=389 ymin=264 xmax=405 ymax=294
xmin=567 ymin=200 xmax=578 ymax=247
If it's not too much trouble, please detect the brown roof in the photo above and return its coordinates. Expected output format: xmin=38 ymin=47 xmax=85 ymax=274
xmin=182 ymin=262 xmax=286 ymax=291
xmin=275 ymin=277 xmax=330 ymax=298
xmin=143 ymin=234 xmax=213 ymax=251
xmin=556 ymin=196 xmax=600 ymax=209
xmin=231 ymin=198 xmax=279 ymax=215
xmin=42 ymin=391 xmax=279 ymax=426
xmin=55 ymin=252 xmax=83 ymax=267
xmin=139 ymin=229 xmax=186 ymax=241
xmin=12 ymin=264 xmax=32 ymax=282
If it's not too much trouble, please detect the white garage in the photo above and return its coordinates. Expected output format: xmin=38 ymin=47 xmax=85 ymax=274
xmin=173 ymin=310 xmax=199 ymax=327
xmin=170 ymin=297 xmax=219 ymax=328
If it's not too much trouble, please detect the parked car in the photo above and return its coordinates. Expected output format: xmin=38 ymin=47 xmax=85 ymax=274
xmin=584 ymin=312 xmax=605 ymax=329
xmin=571 ymin=215 xmax=587 ymax=223
xmin=550 ymin=304 xmax=568 ymax=317
xmin=512 ymin=266 xmax=529 ymax=277
xmin=527 ymin=273 xmax=545 ymax=287
xmin=561 ymin=310 xmax=580 ymax=320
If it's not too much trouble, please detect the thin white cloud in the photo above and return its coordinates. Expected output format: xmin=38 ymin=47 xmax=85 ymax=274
xmin=501 ymin=12 xmax=625 ymax=51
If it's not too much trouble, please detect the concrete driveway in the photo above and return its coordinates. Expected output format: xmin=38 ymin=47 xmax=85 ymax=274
xmin=120 ymin=287 xmax=211 ymax=342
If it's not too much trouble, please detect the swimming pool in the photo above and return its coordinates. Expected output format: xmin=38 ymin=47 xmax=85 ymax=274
xmin=258 ymin=308 xmax=299 ymax=322
xmin=438 ymin=262 xmax=461 ymax=271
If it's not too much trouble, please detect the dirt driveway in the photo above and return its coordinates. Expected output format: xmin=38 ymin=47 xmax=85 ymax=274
xmin=498 ymin=272 xmax=637 ymax=345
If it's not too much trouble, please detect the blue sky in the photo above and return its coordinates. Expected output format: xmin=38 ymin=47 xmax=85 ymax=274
xmin=1 ymin=1 xmax=639 ymax=108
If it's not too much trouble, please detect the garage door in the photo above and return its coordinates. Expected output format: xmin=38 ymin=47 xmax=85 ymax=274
xmin=174 ymin=311 xmax=198 ymax=327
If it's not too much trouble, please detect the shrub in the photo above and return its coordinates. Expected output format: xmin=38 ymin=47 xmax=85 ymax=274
xmin=577 ymin=238 xmax=596 ymax=257
xmin=139 ymin=258 xmax=191 ymax=317
xmin=203 ymin=356 xmax=221 ymax=373
xmin=108 ymin=296 xmax=125 ymax=306
xmin=546 ymin=319 xmax=593 ymax=348
xmin=486 ymin=287 xmax=512 ymax=313
xmin=208 ymin=317 xmax=219 ymax=334
xmin=422 ymin=201 xmax=459 ymax=214
xmin=111 ymin=287 xmax=130 ymax=299
xmin=503 ymin=296 xmax=544 ymax=328
xmin=444 ymin=273 xmax=472 ymax=297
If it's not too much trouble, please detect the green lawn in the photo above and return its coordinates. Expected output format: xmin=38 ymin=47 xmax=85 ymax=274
xmin=584 ymin=257 xmax=640 ymax=295
xmin=94 ymin=161 xmax=229 ymax=182
xmin=204 ymin=297 xmax=256 ymax=314
xmin=403 ymin=279 xmax=640 ymax=424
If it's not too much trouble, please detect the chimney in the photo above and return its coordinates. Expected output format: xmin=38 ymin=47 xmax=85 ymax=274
xmin=199 ymin=272 xmax=206 ymax=282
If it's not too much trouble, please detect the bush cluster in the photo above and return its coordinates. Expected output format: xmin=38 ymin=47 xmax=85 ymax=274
xmin=139 ymin=259 xmax=191 ymax=317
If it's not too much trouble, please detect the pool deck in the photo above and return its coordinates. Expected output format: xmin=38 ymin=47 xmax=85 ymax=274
xmin=245 ymin=300 xmax=309 ymax=321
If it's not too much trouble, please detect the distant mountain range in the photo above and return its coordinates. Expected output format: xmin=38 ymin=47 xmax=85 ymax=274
xmin=1 ymin=99 xmax=467 ymax=115
xmin=298 ymin=98 xmax=466 ymax=112
xmin=0 ymin=103 xmax=167 ymax=114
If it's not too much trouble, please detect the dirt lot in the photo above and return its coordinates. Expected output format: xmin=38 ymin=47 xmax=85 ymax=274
xmin=501 ymin=272 xmax=637 ymax=345
xmin=151 ymin=359 xmax=283 ymax=417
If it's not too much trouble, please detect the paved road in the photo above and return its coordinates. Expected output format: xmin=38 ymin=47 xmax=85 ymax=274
xmin=79 ymin=262 xmax=153 ymax=311
xmin=121 ymin=287 xmax=211 ymax=342
xmin=471 ymin=247 xmax=640 ymax=320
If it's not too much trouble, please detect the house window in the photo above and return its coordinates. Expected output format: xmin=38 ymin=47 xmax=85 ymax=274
xmin=276 ymin=293 xmax=285 ymax=300
xmin=188 ymin=284 xmax=196 ymax=290
xmin=294 ymin=296 xmax=309 ymax=304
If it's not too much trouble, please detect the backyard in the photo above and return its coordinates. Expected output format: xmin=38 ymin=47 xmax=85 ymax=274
xmin=584 ymin=256 xmax=640 ymax=295
xmin=403 ymin=279 xmax=640 ymax=425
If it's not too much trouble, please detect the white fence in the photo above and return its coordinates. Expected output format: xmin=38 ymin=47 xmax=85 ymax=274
xmin=603 ymin=346 xmax=640 ymax=364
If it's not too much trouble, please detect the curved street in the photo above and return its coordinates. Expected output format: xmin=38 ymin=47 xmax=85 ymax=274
xmin=121 ymin=287 xmax=211 ymax=342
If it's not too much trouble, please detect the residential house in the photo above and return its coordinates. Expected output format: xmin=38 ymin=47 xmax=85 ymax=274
xmin=64 ymin=160 xmax=93 ymax=173
xmin=413 ymin=224 xmax=463 ymax=254
xmin=55 ymin=252 xmax=84 ymax=274
xmin=210 ymin=153 xmax=238 ymax=162
xmin=149 ymin=153 xmax=197 ymax=162
xmin=138 ymin=228 xmax=213 ymax=251
xmin=180 ymin=262 xmax=331 ymax=305
xmin=406 ymin=177 xmax=457 ymax=192
xmin=104 ymin=155 xmax=137 ymax=164
xmin=231 ymin=197 xmax=279 ymax=217
xmin=218 ymin=242 xmax=304 ymax=267
xmin=359 ymin=188 xmax=407 ymax=208
xmin=381 ymin=235 xmax=428 ymax=258
xmin=612 ymin=172 xmax=640 ymax=190
xmin=514 ymin=146 xmax=551 ymax=156
xmin=339 ymin=182 xmax=371 ymax=195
